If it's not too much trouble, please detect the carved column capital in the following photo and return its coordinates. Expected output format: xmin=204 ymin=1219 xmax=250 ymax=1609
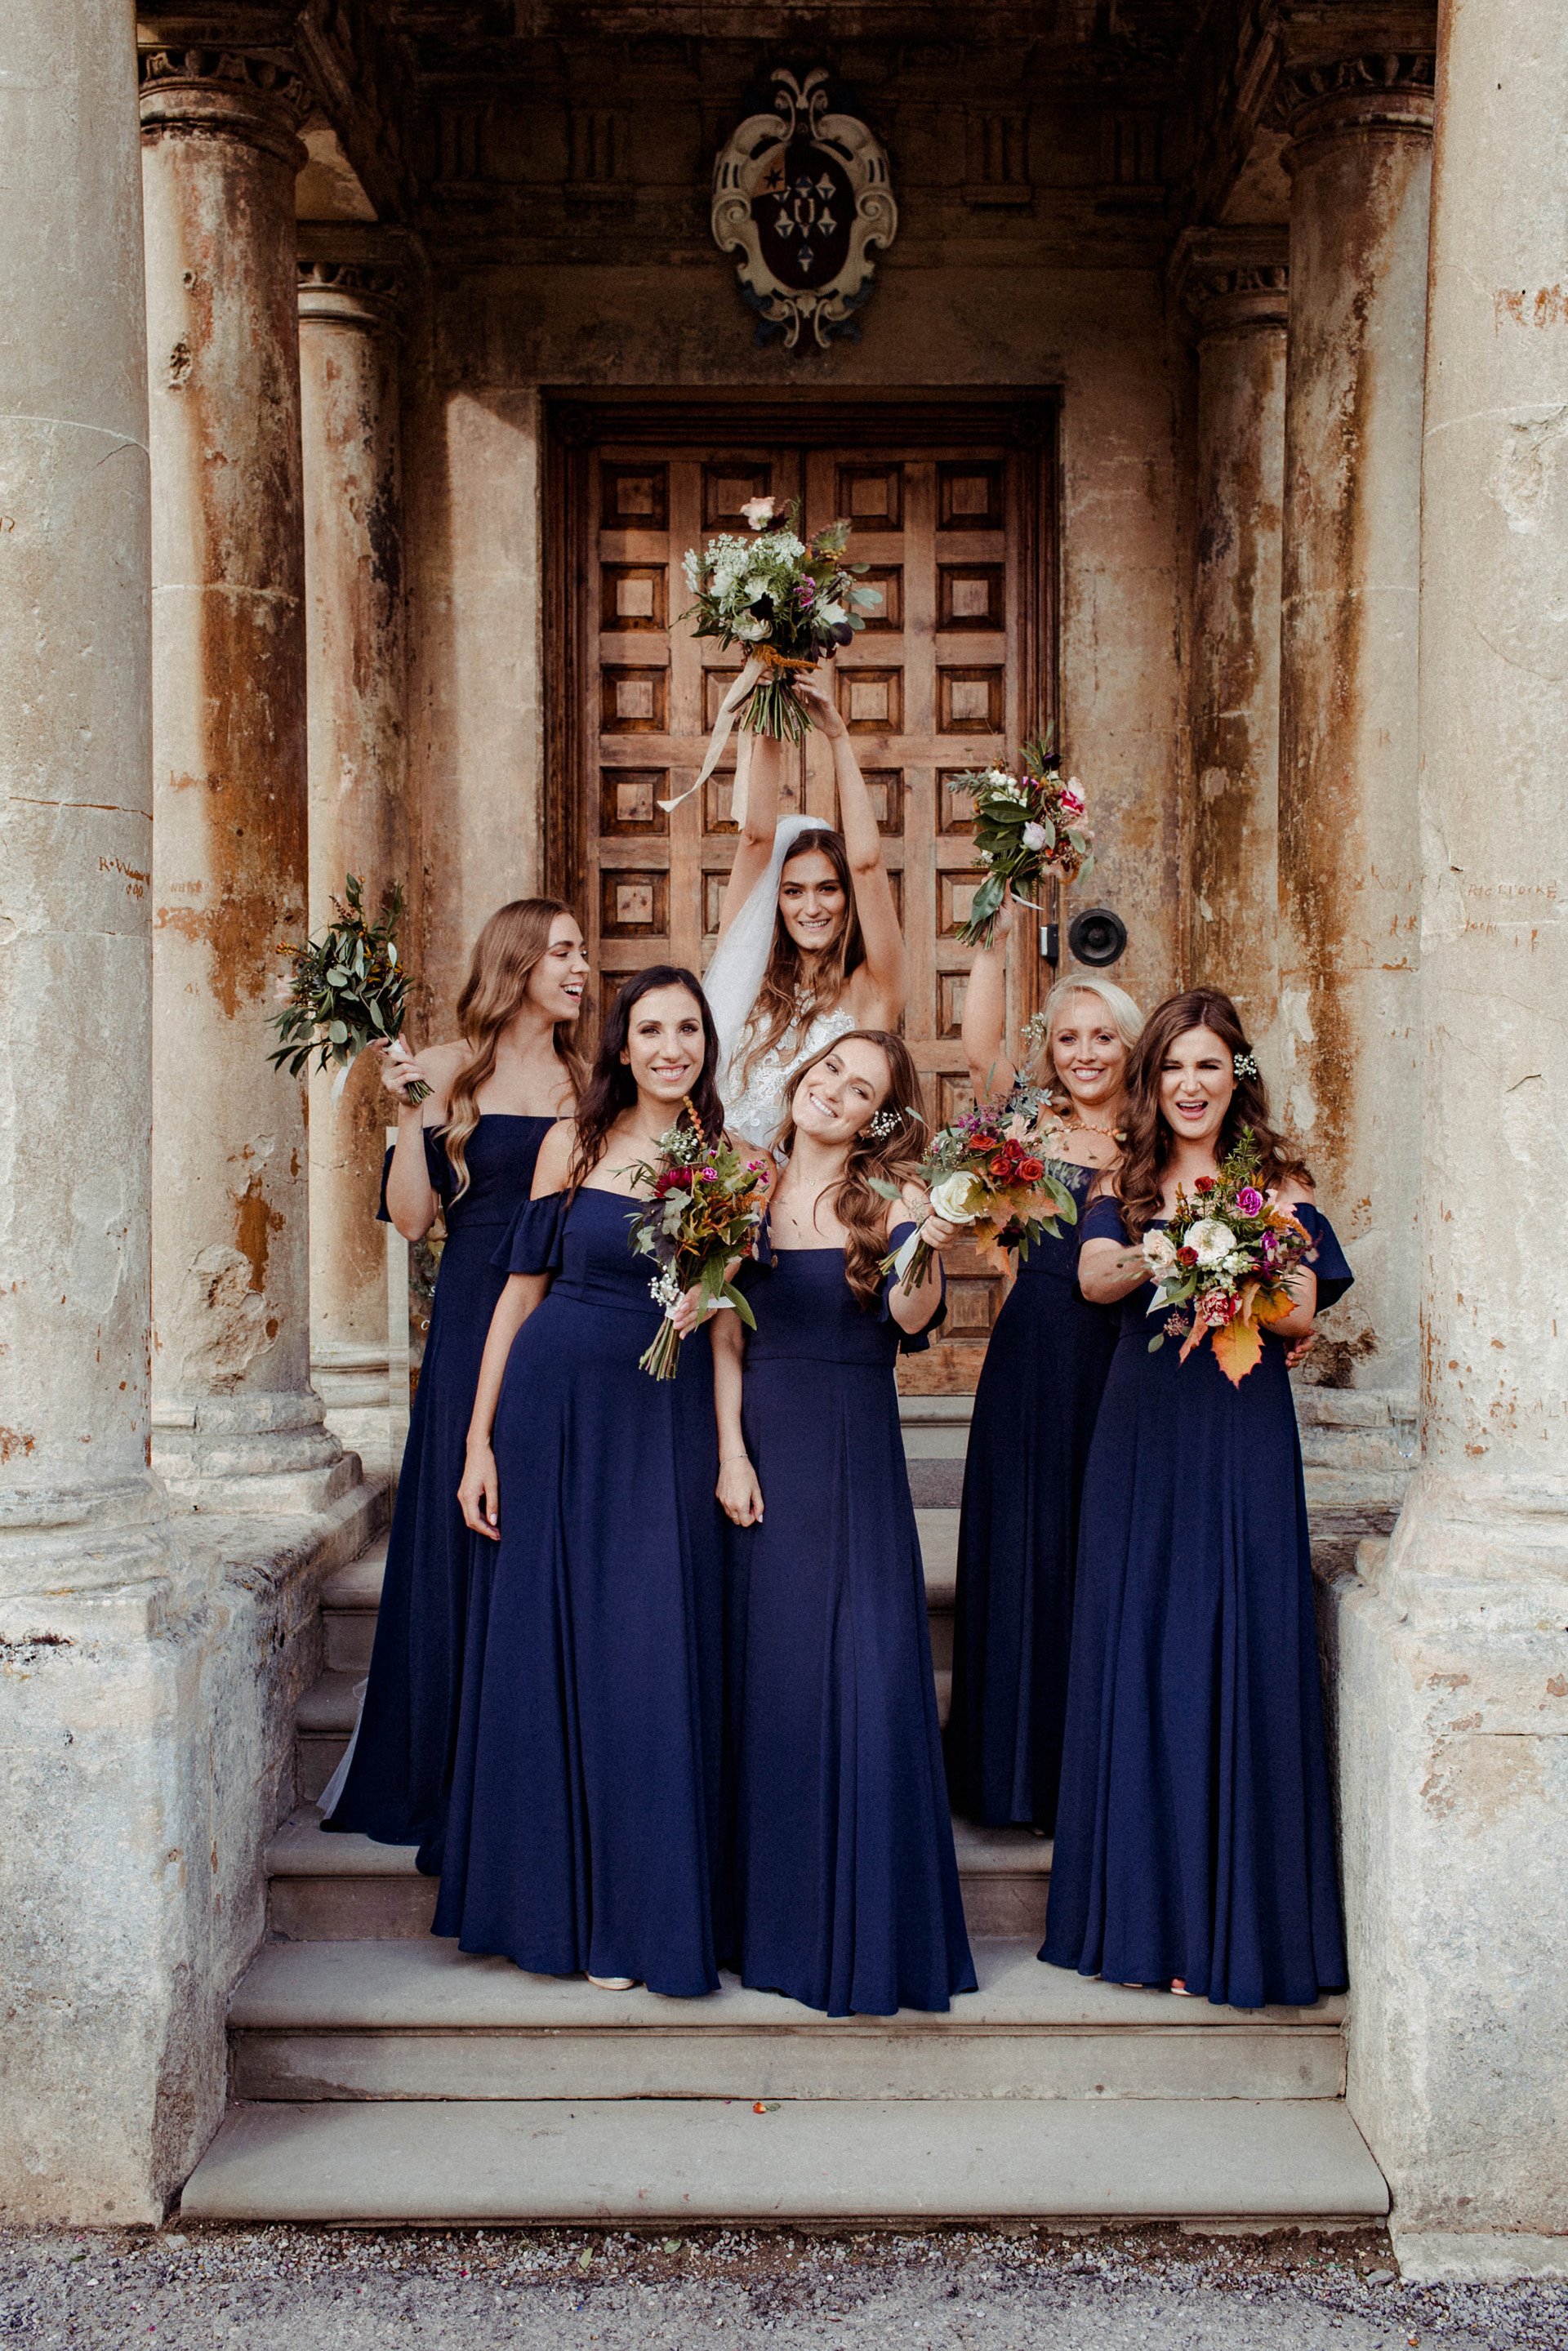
xmin=1269 ymin=50 xmax=1437 ymax=151
xmin=1169 ymin=229 xmax=1290 ymax=338
xmin=138 ymin=46 xmax=310 ymax=169
xmin=296 ymin=257 xmax=402 ymax=333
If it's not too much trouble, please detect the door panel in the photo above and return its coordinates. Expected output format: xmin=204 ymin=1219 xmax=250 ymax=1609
xmin=562 ymin=407 xmax=1056 ymax=1391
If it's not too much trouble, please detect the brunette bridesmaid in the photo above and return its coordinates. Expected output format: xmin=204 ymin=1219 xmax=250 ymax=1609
xmin=321 ymin=901 xmax=589 ymax=1863
xmin=438 ymin=970 xmax=728 ymax=1995
xmin=945 ymin=894 xmax=1144 ymax=1832
xmin=714 ymin=1030 xmax=976 ymax=2017
xmin=1042 ymin=989 xmax=1352 ymax=2010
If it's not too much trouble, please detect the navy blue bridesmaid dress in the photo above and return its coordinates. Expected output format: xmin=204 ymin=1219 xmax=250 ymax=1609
xmin=945 ymin=1159 xmax=1120 ymax=1831
xmin=722 ymin=1222 xmax=977 ymax=2017
xmin=432 ymin=1187 xmax=724 ymax=1997
xmin=323 ymin=1114 xmax=551 ymax=1863
xmin=1041 ymin=1194 xmax=1353 ymax=2010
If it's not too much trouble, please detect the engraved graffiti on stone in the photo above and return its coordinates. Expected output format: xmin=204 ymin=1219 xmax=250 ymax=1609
xmin=711 ymin=68 xmax=898 ymax=350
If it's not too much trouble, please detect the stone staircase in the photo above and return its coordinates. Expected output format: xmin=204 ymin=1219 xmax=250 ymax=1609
xmin=178 ymin=1391 xmax=1404 ymax=2226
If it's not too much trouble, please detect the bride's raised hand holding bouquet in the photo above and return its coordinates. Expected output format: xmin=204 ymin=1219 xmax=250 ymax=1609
xmin=666 ymin=495 xmax=883 ymax=819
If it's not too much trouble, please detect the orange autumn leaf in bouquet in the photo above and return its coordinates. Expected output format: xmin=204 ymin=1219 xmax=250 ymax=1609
xmin=1141 ymin=1127 xmax=1312 ymax=1388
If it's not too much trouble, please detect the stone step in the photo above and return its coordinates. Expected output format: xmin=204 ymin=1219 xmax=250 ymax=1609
xmin=179 ymin=2094 xmax=1387 ymax=2225
xmin=265 ymin=1807 xmax=1049 ymax=1942
xmin=227 ymin=1935 xmax=1346 ymax=2105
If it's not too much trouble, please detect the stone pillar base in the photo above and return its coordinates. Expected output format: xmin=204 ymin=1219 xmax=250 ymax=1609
xmin=1322 ymin=1473 xmax=1568 ymax=2244
xmin=1391 ymin=2234 xmax=1568 ymax=2287
xmin=153 ymin=1391 xmax=359 ymax=1515
xmin=0 ymin=1474 xmax=387 ymax=2222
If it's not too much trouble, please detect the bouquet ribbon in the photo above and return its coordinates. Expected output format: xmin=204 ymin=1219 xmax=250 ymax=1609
xmin=659 ymin=654 xmax=764 ymax=821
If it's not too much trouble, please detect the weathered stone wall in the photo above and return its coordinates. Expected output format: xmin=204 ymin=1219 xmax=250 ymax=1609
xmin=405 ymin=260 xmax=1187 ymax=1031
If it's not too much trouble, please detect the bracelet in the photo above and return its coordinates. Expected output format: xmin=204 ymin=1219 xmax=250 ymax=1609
xmin=719 ymin=1452 xmax=751 ymax=1465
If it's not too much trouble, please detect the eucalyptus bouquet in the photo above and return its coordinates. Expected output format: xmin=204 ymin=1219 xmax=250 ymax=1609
xmin=875 ymin=1097 xmax=1078 ymax=1298
xmin=1142 ymin=1128 xmax=1312 ymax=1387
xmin=268 ymin=874 xmax=427 ymax=1102
xmin=680 ymin=496 xmax=882 ymax=743
xmin=624 ymin=1106 xmax=770 ymax=1381
xmin=948 ymin=734 xmax=1094 ymax=948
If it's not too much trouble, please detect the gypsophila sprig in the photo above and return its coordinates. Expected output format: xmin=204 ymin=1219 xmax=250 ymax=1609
xmin=623 ymin=1102 xmax=770 ymax=1381
xmin=947 ymin=732 xmax=1094 ymax=947
xmin=1141 ymin=1126 xmax=1312 ymax=1387
xmin=872 ymin=1091 xmax=1079 ymax=1297
xmin=681 ymin=496 xmax=882 ymax=744
xmin=268 ymin=875 xmax=427 ymax=1102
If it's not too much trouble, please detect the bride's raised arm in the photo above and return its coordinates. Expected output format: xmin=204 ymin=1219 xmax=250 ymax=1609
xmin=715 ymin=732 xmax=790 ymax=947
xmin=794 ymin=674 xmax=907 ymax=1031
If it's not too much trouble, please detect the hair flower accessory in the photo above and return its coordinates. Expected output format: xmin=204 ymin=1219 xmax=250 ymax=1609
xmin=866 ymin=1106 xmax=904 ymax=1140
xmin=1233 ymin=1048 xmax=1259 ymax=1080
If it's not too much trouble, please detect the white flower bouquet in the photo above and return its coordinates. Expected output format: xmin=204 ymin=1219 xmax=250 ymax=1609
xmin=680 ymin=496 xmax=882 ymax=744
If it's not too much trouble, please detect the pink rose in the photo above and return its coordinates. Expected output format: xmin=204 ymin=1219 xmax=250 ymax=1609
xmin=741 ymin=496 xmax=777 ymax=531
xmin=1236 ymin=1186 xmax=1264 ymax=1216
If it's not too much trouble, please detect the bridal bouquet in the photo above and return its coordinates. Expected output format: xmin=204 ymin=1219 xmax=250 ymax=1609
xmin=680 ymin=496 xmax=882 ymax=744
xmin=947 ymin=735 xmax=1094 ymax=948
xmin=1143 ymin=1129 xmax=1312 ymax=1386
xmin=624 ymin=1106 xmax=769 ymax=1381
xmin=268 ymin=875 xmax=428 ymax=1103
xmin=876 ymin=1098 xmax=1078 ymax=1298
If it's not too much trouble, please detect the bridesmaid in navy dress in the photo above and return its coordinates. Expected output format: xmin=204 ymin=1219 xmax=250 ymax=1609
xmin=714 ymin=1029 xmax=976 ymax=2017
xmin=322 ymin=900 xmax=589 ymax=1863
xmin=1042 ymin=989 xmax=1352 ymax=2010
xmin=947 ymin=893 xmax=1145 ymax=1831
xmin=439 ymin=969 xmax=728 ymax=1995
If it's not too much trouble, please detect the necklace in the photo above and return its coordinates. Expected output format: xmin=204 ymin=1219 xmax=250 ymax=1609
xmin=1067 ymin=1110 xmax=1125 ymax=1143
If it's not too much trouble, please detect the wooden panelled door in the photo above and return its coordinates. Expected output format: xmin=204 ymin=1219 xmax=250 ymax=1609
xmin=551 ymin=403 xmax=1057 ymax=1389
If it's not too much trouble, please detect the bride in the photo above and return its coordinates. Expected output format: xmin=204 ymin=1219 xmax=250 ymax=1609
xmin=704 ymin=671 xmax=906 ymax=1147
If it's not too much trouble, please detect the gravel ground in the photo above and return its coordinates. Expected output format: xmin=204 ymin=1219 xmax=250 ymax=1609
xmin=3 ymin=2224 xmax=1566 ymax=2350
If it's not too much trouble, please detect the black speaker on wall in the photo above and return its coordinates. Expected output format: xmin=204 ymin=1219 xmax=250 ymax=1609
xmin=1067 ymin=906 xmax=1128 ymax=968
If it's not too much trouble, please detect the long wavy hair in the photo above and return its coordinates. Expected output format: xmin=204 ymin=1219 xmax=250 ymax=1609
xmin=773 ymin=1027 xmax=927 ymax=1307
xmin=568 ymin=967 xmax=725 ymax=1192
xmin=444 ymin=898 xmax=590 ymax=1200
xmin=1116 ymin=988 xmax=1309 ymax=1239
xmin=735 ymin=827 xmax=866 ymax=1093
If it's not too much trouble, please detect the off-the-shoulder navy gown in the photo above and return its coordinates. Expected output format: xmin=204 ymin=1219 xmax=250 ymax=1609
xmin=1041 ymin=1195 xmax=1353 ymax=2010
xmin=323 ymin=1115 xmax=551 ymax=1863
xmin=723 ymin=1222 xmax=977 ymax=2016
xmin=432 ymin=1187 xmax=724 ymax=1997
xmin=945 ymin=1160 xmax=1120 ymax=1831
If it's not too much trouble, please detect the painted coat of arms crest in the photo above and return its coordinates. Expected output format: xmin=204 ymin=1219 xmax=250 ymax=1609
xmin=711 ymin=68 xmax=899 ymax=349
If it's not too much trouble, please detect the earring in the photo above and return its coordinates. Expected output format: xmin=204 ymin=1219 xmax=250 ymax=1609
xmin=1233 ymin=1048 xmax=1258 ymax=1080
xmin=865 ymin=1107 xmax=902 ymax=1140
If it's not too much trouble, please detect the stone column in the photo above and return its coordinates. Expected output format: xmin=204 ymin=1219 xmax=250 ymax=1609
xmin=140 ymin=48 xmax=350 ymax=1509
xmin=1176 ymin=232 xmax=1289 ymax=1059
xmin=1330 ymin=0 xmax=1568 ymax=2270
xmin=297 ymin=252 xmax=408 ymax=1391
xmin=0 ymin=3 xmax=154 ymax=1550
xmin=1275 ymin=47 xmax=1433 ymax=1392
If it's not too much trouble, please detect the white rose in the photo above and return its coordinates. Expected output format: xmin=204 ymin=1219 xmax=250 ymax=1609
xmin=1022 ymin=821 xmax=1048 ymax=852
xmin=733 ymin=616 xmax=769 ymax=642
xmin=1186 ymin=1215 xmax=1236 ymax=1269
xmin=1142 ymin=1229 xmax=1179 ymax=1279
xmin=930 ymin=1170 xmax=986 ymax=1225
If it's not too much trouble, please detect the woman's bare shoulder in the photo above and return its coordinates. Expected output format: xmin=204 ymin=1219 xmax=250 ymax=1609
xmin=531 ymin=1118 xmax=578 ymax=1191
